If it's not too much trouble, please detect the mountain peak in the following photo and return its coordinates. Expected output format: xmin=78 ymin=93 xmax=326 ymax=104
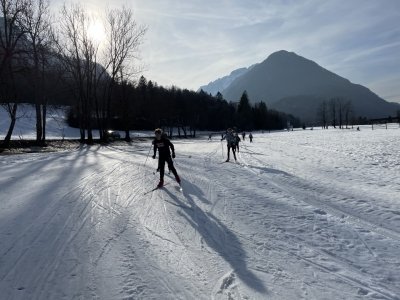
xmin=263 ymin=50 xmax=310 ymax=66
xmin=202 ymin=50 xmax=398 ymax=121
xmin=269 ymin=50 xmax=295 ymax=57
xmin=198 ymin=67 xmax=250 ymax=95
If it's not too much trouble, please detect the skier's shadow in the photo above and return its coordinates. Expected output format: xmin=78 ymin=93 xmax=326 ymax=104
xmin=165 ymin=175 xmax=210 ymax=205
xmin=163 ymin=181 xmax=268 ymax=294
xmin=246 ymin=165 xmax=292 ymax=177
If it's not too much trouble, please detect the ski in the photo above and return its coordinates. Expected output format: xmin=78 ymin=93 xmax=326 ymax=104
xmin=219 ymin=160 xmax=238 ymax=164
xmin=143 ymin=183 xmax=170 ymax=195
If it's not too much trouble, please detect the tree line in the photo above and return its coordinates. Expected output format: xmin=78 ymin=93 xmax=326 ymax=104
xmin=1 ymin=0 xmax=299 ymax=148
xmin=67 ymin=78 xmax=301 ymax=140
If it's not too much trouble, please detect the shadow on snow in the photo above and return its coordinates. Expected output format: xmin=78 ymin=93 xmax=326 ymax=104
xmin=163 ymin=179 xmax=268 ymax=295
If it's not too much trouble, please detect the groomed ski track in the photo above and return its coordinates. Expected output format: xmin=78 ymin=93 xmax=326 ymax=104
xmin=1 ymin=129 xmax=399 ymax=299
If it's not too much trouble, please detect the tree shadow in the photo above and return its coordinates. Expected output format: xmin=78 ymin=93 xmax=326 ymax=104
xmin=0 ymin=146 xmax=103 ymax=293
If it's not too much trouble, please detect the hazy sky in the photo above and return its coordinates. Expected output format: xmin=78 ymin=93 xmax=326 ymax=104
xmin=52 ymin=0 xmax=400 ymax=103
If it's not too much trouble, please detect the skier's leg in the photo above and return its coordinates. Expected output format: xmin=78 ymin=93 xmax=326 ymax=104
xmin=232 ymin=146 xmax=237 ymax=161
xmin=157 ymin=158 xmax=161 ymax=172
xmin=166 ymin=157 xmax=180 ymax=183
xmin=167 ymin=157 xmax=177 ymax=177
xmin=226 ymin=145 xmax=230 ymax=161
xmin=159 ymin=158 xmax=166 ymax=185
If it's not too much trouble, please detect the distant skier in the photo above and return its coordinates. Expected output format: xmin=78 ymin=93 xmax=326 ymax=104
xmin=242 ymin=131 xmax=245 ymax=141
xmin=221 ymin=128 xmax=237 ymax=162
xmin=235 ymin=132 xmax=241 ymax=153
xmin=249 ymin=132 xmax=253 ymax=143
xmin=152 ymin=128 xmax=181 ymax=187
xmin=208 ymin=134 xmax=212 ymax=141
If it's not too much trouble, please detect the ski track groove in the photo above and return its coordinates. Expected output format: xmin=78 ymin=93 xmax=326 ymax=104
xmin=134 ymin=160 xmax=208 ymax=298
xmin=2 ymin=180 xmax=98 ymax=296
xmin=2 ymin=136 xmax=399 ymax=299
xmin=1 ymin=152 xmax=144 ymax=298
xmin=240 ymin=144 xmax=400 ymax=243
xmin=237 ymin=142 xmax=400 ymax=299
xmin=0 ymin=174 xmax=98 ymax=282
xmin=205 ymin=141 xmax=400 ymax=299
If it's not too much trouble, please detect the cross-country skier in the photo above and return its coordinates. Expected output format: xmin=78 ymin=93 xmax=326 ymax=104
xmin=221 ymin=128 xmax=237 ymax=162
xmin=249 ymin=132 xmax=253 ymax=143
xmin=235 ymin=132 xmax=241 ymax=152
xmin=152 ymin=128 xmax=181 ymax=187
xmin=154 ymin=132 xmax=171 ymax=174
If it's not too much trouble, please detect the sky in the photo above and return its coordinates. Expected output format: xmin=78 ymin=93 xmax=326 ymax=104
xmin=51 ymin=0 xmax=400 ymax=103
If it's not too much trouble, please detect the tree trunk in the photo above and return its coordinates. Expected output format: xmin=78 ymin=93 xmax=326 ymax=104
xmin=3 ymin=103 xmax=18 ymax=148
xmin=124 ymin=130 xmax=130 ymax=141
xmin=42 ymin=104 xmax=47 ymax=142
xmin=36 ymin=104 xmax=43 ymax=143
xmin=181 ymin=126 xmax=187 ymax=138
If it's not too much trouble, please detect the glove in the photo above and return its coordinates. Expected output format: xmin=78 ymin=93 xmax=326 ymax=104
xmin=172 ymin=152 xmax=176 ymax=159
xmin=152 ymin=155 xmax=156 ymax=159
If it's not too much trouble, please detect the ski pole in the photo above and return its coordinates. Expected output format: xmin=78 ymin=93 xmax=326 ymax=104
xmin=143 ymin=143 xmax=153 ymax=168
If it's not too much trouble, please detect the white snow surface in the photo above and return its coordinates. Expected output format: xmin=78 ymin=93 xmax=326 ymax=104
xmin=1 ymin=128 xmax=400 ymax=299
xmin=0 ymin=104 xmax=153 ymax=139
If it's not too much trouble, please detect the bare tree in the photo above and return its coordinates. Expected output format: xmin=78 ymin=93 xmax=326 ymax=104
xmin=343 ymin=100 xmax=353 ymax=129
xmin=317 ymin=100 xmax=328 ymax=129
xmin=329 ymin=98 xmax=337 ymax=128
xmin=99 ymin=6 xmax=146 ymax=140
xmin=0 ymin=0 xmax=29 ymax=148
xmin=328 ymin=97 xmax=350 ymax=129
xmin=56 ymin=4 xmax=146 ymax=142
xmin=57 ymin=3 xmax=99 ymax=142
xmin=338 ymin=98 xmax=343 ymax=129
xmin=21 ymin=0 xmax=53 ymax=144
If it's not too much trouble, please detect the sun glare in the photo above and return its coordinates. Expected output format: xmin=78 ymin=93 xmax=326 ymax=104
xmin=88 ymin=20 xmax=105 ymax=44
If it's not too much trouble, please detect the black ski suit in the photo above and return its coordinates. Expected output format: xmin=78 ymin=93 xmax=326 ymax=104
xmin=222 ymin=132 xmax=237 ymax=161
xmin=235 ymin=135 xmax=241 ymax=152
xmin=152 ymin=137 xmax=179 ymax=181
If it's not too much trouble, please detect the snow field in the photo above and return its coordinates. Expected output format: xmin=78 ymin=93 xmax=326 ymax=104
xmin=0 ymin=127 xmax=400 ymax=299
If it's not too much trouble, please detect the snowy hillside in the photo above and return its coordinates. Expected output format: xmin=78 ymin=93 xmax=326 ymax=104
xmin=0 ymin=104 xmax=152 ymax=140
xmin=1 ymin=127 xmax=400 ymax=299
xmin=0 ymin=104 xmax=79 ymax=140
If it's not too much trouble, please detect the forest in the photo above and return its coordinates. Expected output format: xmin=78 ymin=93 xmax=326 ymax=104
xmin=66 ymin=77 xmax=301 ymax=140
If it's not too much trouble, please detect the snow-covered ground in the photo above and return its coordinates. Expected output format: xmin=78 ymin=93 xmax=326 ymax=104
xmin=0 ymin=104 xmax=154 ymax=140
xmin=0 ymin=104 xmax=79 ymax=140
xmin=1 ymin=124 xmax=400 ymax=299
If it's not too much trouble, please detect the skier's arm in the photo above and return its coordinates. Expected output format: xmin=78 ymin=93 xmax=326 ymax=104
xmin=167 ymin=140 xmax=175 ymax=158
xmin=152 ymin=141 xmax=157 ymax=158
xmin=168 ymin=140 xmax=175 ymax=157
